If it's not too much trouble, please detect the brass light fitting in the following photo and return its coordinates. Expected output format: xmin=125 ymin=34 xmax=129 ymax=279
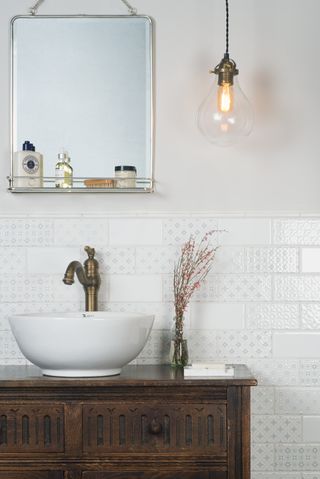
xmin=212 ymin=53 xmax=239 ymax=86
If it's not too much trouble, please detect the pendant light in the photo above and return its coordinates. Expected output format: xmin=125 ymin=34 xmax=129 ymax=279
xmin=198 ymin=0 xmax=253 ymax=147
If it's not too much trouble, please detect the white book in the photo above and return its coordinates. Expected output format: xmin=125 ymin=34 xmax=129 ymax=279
xmin=190 ymin=363 xmax=227 ymax=370
xmin=184 ymin=366 xmax=234 ymax=377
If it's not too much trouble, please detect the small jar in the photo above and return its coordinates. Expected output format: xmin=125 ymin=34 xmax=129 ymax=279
xmin=115 ymin=165 xmax=137 ymax=188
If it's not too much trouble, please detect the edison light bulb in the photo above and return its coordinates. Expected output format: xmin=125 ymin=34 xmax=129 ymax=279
xmin=198 ymin=56 xmax=253 ymax=147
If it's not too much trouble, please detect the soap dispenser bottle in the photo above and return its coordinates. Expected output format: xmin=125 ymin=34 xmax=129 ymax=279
xmin=14 ymin=140 xmax=43 ymax=188
xmin=55 ymin=149 xmax=73 ymax=188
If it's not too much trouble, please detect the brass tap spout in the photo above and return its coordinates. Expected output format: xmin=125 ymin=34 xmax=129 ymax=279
xmin=63 ymin=246 xmax=101 ymax=312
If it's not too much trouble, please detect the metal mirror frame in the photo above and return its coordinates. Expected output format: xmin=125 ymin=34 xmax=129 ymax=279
xmin=8 ymin=14 xmax=154 ymax=193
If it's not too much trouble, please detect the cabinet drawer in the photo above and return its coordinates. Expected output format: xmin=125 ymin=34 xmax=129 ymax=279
xmin=83 ymin=403 xmax=227 ymax=454
xmin=0 ymin=404 xmax=64 ymax=453
xmin=0 ymin=473 xmax=63 ymax=479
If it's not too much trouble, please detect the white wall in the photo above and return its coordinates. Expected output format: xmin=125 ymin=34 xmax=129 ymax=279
xmin=1 ymin=0 xmax=320 ymax=212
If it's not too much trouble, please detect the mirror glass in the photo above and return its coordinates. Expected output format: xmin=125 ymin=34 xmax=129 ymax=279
xmin=11 ymin=15 xmax=153 ymax=191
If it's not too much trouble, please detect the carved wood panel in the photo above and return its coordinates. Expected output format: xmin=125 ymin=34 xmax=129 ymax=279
xmin=0 ymin=404 xmax=64 ymax=453
xmin=82 ymin=403 xmax=227 ymax=454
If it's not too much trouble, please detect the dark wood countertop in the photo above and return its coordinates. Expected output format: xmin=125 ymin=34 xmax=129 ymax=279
xmin=0 ymin=364 xmax=257 ymax=388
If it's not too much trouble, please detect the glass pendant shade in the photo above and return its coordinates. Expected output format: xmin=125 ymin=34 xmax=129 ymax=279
xmin=198 ymin=75 xmax=253 ymax=147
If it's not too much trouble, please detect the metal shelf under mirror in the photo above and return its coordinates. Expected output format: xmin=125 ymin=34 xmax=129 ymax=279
xmin=7 ymin=176 xmax=154 ymax=193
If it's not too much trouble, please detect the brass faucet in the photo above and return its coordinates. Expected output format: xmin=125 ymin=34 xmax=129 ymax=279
xmin=63 ymin=246 xmax=101 ymax=312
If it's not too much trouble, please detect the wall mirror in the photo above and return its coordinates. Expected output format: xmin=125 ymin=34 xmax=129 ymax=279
xmin=9 ymin=11 xmax=153 ymax=193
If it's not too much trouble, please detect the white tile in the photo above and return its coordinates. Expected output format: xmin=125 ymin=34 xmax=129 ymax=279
xmin=276 ymin=388 xmax=320 ymax=414
xmin=274 ymin=332 xmax=320 ymax=358
xmin=252 ymin=475 xmax=300 ymax=479
xmin=251 ymin=387 xmax=275 ymax=415
xmin=27 ymin=247 xmax=80 ymax=274
xmin=54 ymin=219 xmax=108 ymax=246
xmin=190 ymin=303 xmax=245 ymax=329
xmin=246 ymin=247 xmax=299 ymax=273
xmin=275 ymin=275 xmax=320 ymax=301
xmin=85 ymin=247 xmax=136 ymax=275
xmin=251 ymin=443 xmax=274 ymax=471
xmin=252 ymin=415 xmax=302 ymax=443
xmin=275 ymin=444 xmax=320 ymax=471
xmin=246 ymin=303 xmax=299 ymax=329
xmin=188 ymin=330 xmax=218 ymax=361
xmin=218 ymin=218 xmax=271 ymax=245
xmin=109 ymin=218 xmax=162 ymax=245
xmin=105 ymin=302 xmax=173 ymax=329
xmin=302 ymin=304 xmax=320 ymax=329
xmin=109 ymin=275 xmax=162 ymax=302
xmin=217 ymin=331 xmax=272 ymax=359
xmin=247 ymin=359 xmax=299 ymax=386
xmin=136 ymin=246 xmax=178 ymax=274
xmin=163 ymin=218 xmax=218 ymax=245
xmin=0 ymin=219 xmax=54 ymax=246
xmin=210 ymin=247 xmax=245 ymax=273
xmin=194 ymin=274 xmax=272 ymax=302
xmin=303 ymin=474 xmax=320 ymax=479
xmin=303 ymin=416 xmax=320 ymax=442
xmin=300 ymin=360 xmax=320 ymax=386
xmin=274 ymin=219 xmax=320 ymax=245
xmin=302 ymin=248 xmax=320 ymax=273
xmin=0 ymin=247 xmax=26 ymax=275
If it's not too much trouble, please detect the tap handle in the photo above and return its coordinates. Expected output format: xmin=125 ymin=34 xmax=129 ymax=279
xmin=84 ymin=245 xmax=95 ymax=259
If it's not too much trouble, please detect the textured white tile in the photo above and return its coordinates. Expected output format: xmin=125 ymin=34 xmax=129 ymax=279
xmin=0 ymin=219 xmax=54 ymax=246
xmin=247 ymin=360 xmax=299 ymax=386
xmin=302 ymin=248 xmax=320 ymax=273
xmin=27 ymin=247 xmax=80 ymax=274
xmin=86 ymin=247 xmax=136 ymax=274
xmin=303 ymin=417 xmax=320 ymax=443
xmin=109 ymin=218 xmax=162 ymax=245
xmin=274 ymin=219 xmax=320 ymax=245
xmin=0 ymin=330 xmax=25 ymax=359
xmin=190 ymin=303 xmax=245 ymax=330
xmin=54 ymin=218 xmax=108 ymax=246
xmin=275 ymin=445 xmax=320 ymax=471
xmin=162 ymin=218 xmax=218 ymax=245
xmin=109 ymin=275 xmax=162 ymax=302
xmin=104 ymin=302 xmax=172 ymax=329
xmin=251 ymin=443 xmax=274 ymax=471
xmin=274 ymin=333 xmax=320 ymax=358
xmin=195 ymin=274 xmax=272 ymax=302
xmin=300 ymin=360 xmax=320 ymax=386
xmin=0 ymin=276 xmax=55 ymax=302
xmin=251 ymin=387 xmax=275 ymax=415
xmin=188 ymin=330 xmax=218 ymax=361
xmin=275 ymin=276 xmax=320 ymax=301
xmin=276 ymin=388 xmax=320 ymax=414
xmin=210 ymin=247 xmax=245 ymax=273
xmin=246 ymin=247 xmax=299 ymax=273
xmin=252 ymin=415 xmax=302 ymax=443
xmin=136 ymin=246 xmax=178 ymax=274
xmin=137 ymin=330 xmax=171 ymax=362
xmin=246 ymin=303 xmax=299 ymax=329
xmin=0 ymin=247 xmax=26 ymax=275
xmin=217 ymin=331 xmax=272 ymax=358
xmin=303 ymin=474 xmax=320 ymax=479
xmin=302 ymin=304 xmax=320 ymax=329
xmin=218 ymin=218 xmax=271 ymax=245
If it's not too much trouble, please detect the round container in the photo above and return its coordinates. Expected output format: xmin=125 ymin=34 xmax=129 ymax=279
xmin=115 ymin=165 xmax=137 ymax=188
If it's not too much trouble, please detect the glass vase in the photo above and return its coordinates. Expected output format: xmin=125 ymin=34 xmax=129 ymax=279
xmin=171 ymin=316 xmax=189 ymax=368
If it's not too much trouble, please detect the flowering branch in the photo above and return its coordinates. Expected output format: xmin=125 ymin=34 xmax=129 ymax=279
xmin=173 ymin=231 xmax=218 ymax=332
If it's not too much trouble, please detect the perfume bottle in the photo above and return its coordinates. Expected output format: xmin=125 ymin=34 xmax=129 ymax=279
xmin=55 ymin=149 xmax=73 ymax=188
xmin=14 ymin=140 xmax=43 ymax=187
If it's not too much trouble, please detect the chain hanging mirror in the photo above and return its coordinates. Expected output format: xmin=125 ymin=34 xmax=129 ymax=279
xmin=8 ymin=0 xmax=154 ymax=193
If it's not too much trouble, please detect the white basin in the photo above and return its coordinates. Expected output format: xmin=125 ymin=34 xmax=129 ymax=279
xmin=9 ymin=312 xmax=154 ymax=377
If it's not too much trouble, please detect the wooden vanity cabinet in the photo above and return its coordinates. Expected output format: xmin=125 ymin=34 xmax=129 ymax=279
xmin=0 ymin=365 xmax=256 ymax=479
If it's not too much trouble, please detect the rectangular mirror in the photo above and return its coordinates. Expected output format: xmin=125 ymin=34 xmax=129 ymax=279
xmin=10 ymin=15 xmax=153 ymax=192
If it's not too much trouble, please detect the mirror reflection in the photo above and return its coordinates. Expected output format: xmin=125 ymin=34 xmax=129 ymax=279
xmin=11 ymin=16 xmax=153 ymax=191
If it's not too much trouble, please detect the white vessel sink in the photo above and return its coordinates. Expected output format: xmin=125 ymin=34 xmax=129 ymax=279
xmin=9 ymin=312 xmax=154 ymax=377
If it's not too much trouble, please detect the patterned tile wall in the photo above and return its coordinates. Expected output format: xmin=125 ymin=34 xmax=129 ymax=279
xmin=1 ymin=213 xmax=320 ymax=477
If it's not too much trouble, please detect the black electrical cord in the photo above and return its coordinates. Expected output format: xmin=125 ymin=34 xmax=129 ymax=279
xmin=225 ymin=0 xmax=229 ymax=56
